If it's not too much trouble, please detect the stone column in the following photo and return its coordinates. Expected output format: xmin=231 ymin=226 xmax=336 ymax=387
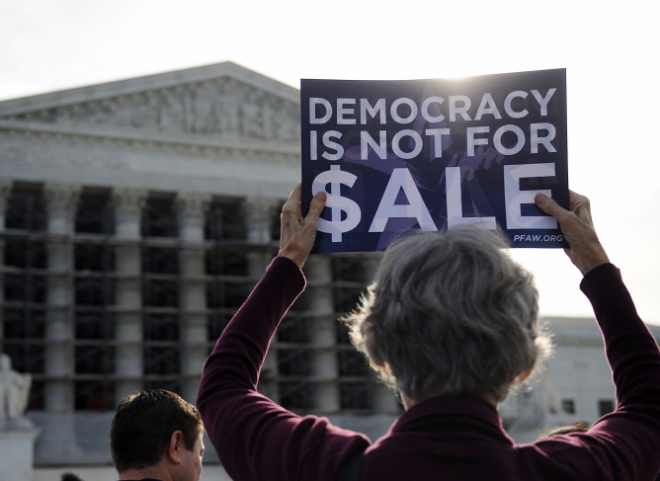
xmin=113 ymin=188 xmax=146 ymax=404
xmin=178 ymin=192 xmax=211 ymax=403
xmin=244 ymin=196 xmax=274 ymax=277
xmin=44 ymin=183 xmax=80 ymax=413
xmin=306 ymin=256 xmax=339 ymax=413
xmin=0 ymin=179 xmax=12 ymax=230
xmin=0 ymin=180 xmax=12 ymax=345
xmin=244 ymin=196 xmax=278 ymax=401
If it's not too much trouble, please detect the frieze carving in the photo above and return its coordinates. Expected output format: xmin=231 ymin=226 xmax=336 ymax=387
xmin=4 ymin=78 xmax=301 ymax=142
xmin=0 ymin=129 xmax=300 ymax=171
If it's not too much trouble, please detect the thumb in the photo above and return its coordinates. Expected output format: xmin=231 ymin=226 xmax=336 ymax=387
xmin=535 ymin=193 xmax=568 ymax=222
xmin=306 ymin=191 xmax=327 ymax=221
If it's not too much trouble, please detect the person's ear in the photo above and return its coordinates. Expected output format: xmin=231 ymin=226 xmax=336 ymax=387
xmin=167 ymin=430 xmax=185 ymax=465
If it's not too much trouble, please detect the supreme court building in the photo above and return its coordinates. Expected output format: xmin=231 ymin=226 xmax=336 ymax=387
xmin=0 ymin=62 xmax=654 ymax=468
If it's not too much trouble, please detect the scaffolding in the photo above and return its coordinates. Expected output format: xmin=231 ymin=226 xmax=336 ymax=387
xmin=0 ymin=182 xmax=393 ymax=415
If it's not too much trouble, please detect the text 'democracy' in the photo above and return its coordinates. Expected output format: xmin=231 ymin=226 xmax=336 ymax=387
xmin=301 ymin=69 xmax=569 ymax=253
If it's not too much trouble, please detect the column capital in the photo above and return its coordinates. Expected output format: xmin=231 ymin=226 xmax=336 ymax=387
xmin=177 ymin=192 xmax=212 ymax=222
xmin=112 ymin=187 xmax=147 ymax=219
xmin=44 ymin=183 xmax=81 ymax=234
xmin=44 ymin=183 xmax=81 ymax=211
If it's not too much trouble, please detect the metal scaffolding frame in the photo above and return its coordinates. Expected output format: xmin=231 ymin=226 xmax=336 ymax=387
xmin=0 ymin=182 xmax=388 ymax=415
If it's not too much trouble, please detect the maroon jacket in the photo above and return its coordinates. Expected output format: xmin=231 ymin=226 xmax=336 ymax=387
xmin=198 ymin=258 xmax=660 ymax=481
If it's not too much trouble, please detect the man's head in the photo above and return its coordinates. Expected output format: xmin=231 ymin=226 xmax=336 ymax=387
xmin=111 ymin=390 xmax=204 ymax=481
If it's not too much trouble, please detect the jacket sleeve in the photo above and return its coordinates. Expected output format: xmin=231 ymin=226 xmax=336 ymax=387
xmin=197 ymin=256 xmax=371 ymax=481
xmin=539 ymin=264 xmax=660 ymax=481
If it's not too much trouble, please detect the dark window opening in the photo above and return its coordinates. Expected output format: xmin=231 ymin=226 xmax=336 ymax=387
xmin=142 ymin=195 xmax=178 ymax=237
xmin=143 ymin=280 xmax=178 ymax=307
xmin=205 ymin=200 xmax=246 ymax=241
xmin=206 ymin=281 xmax=250 ymax=309
xmin=144 ymin=347 xmax=180 ymax=375
xmin=6 ymin=184 xmax=46 ymax=231
xmin=5 ymin=239 xmax=47 ymax=268
xmin=75 ymin=190 xmax=114 ymax=234
xmin=75 ymin=278 xmax=113 ymax=306
xmin=598 ymin=399 xmax=615 ymax=417
xmin=75 ymin=244 xmax=114 ymax=271
xmin=338 ymin=350 xmax=369 ymax=377
xmin=277 ymin=317 xmax=309 ymax=344
xmin=144 ymin=314 xmax=179 ymax=341
xmin=75 ymin=312 xmax=113 ymax=340
xmin=75 ymin=381 xmax=113 ymax=411
xmin=340 ymin=382 xmax=371 ymax=410
xmin=562 ymin=399 xmax=575 ymax=414
xmin=278 ymin=350 xmax=312 ymax=376
xmin=279 ymin=382 xmax=313 ymax=410
xmin=205 ymin=247 xmax=248 ymax=276
xmin=75 ymin=346 xmax=114 ymax=374
xmin=142 ymin=247 xmax=179 ymax=274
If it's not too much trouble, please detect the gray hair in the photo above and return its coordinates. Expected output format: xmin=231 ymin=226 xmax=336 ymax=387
xmin=345 ymin=227 xmax=551 ymax=403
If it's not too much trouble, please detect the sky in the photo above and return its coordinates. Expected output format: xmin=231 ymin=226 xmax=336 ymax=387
xmin=1 ymin=0 xmax=658 ymax=322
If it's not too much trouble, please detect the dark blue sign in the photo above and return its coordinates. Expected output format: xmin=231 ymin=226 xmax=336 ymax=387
xmin=301 ymin=69 xmax=568 ymax=253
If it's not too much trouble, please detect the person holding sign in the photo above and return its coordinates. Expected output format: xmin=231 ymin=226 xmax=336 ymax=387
xmin=197 ymin=185 xmax=660 ymax=481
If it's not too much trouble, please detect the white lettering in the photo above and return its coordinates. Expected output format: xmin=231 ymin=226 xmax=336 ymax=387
xmin=445 ymin=167 xmax=496 ymax=229
xmin=360 ymin=98 xmax=387 ymax=125
xmin=530 ymin=123 xmax=557 ymax=153
xmin=390 ymin=98 xmax=418 ymax=124
xmin=474 ymin=93 xmax=502 ymax=121
xmin=504 ymin=91 xmax=528 ymax=119
xmin=531 ymin=88 xmax=556 ymax=116
xmin=321 ymin=130 xmax=344 ymax=161
xmin=449 ymin=95 xmax=472 ymax=121
xmin=504 ymin=163 xmax=558 ymax=229
xmin=425 ymin=128 xmax=451 ymax=159
xmin=421 ymin=96 xmax=445 ymax=123
xmin=337 ymin=98 xmax=356 ymax=125
xmin=392 ymin=129 xmax=423 ymax=160
xmin=369 ymin=168 xmax=437 ymax=232
xmin=310 ymin=98 xmax=332 ymax=124
xmin=467 ymin=126 xmax=490 ymax=156
xmin=361 ymin=130 xmax=388 ymax=160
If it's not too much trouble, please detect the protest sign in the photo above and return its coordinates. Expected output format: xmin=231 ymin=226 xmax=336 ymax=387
xmin=301 ymin=69 xmax=568 ymax=253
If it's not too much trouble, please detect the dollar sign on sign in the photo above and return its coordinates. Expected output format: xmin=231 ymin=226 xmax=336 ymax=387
xmin=312 ymin=165 xmax=362 ymax=242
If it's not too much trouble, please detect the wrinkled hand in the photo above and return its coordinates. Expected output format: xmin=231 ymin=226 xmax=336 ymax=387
xmin=278 ymin=183 xmax=327 ymax=269
xmin=535 ymin=191 xmax=610 ymax=275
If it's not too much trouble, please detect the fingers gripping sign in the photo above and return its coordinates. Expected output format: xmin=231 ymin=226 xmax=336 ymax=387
xmin=534 ymin=191 xmax=610 ymax=275
xmin=278 ymin=183 xmax=327 ymax=269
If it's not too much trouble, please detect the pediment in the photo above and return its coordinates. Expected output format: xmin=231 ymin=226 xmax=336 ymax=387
xmin=0 ymin=62 xmax=301 ymax=144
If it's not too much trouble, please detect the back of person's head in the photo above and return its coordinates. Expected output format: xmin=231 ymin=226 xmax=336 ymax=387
xmin=61 ymin=473 xmax=84 ymax=481
xmin=347 ymin=227 xmax=552 ymax=404
xmin=110 ymin=389 xmax=203 ymax=472
xmin=539 ymin=422 xmax=589 ymax=439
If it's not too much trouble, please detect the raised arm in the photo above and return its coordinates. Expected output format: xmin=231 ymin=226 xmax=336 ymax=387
xmin=197 ymin=185 xmax=370 ymax=481
xmin=535 ymin=191 xmax=660 ymax=481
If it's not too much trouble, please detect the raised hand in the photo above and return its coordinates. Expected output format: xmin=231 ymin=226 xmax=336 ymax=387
xmin=278 ymin=183 xmax=327 ymax=269
xmin=535 ymin=191 xmax=610 ymax=275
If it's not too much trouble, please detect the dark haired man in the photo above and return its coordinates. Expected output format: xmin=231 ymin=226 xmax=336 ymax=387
xmin=111 ymin=389 xmax=205 ymax=481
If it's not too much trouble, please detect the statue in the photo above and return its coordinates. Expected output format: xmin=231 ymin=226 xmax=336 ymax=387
xmin=0 ymin=354 xmax=39 ymax=481
xmin=0 ymin=354 xmax=31 ymax=421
